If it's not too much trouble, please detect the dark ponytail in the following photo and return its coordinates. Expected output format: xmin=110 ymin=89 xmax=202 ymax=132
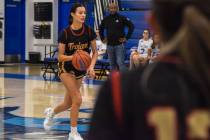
xmin=151 ymin=0 xmax=210 ymax=105
xmin=68 ymin=3 xmax=85 ymax=25
xmin=160 ymin=6 xmax=210 ymax=104
xmin=179 ymin=7 xmax=210 ymax=93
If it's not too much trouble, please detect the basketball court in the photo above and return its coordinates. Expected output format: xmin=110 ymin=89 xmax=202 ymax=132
xmin=0 ymin=0 xmax=151 ymax=139
xmin=0 ymin=64 xmax=103 ymax=139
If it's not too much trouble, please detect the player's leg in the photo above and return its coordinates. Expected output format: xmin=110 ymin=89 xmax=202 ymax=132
xmin=59 ymin=73 xmax=83 ymax=140
xmin=53 ymin=91 xmax=72 ymax=114
xmin=43 ymin=72 xmax=73 ymax=130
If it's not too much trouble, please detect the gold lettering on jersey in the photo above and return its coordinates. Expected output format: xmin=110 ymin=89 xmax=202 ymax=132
xmin=68 ymin=43 xmax=88 ymax=50
xmin=147 ymin=107 xmax=210 ymax=140
xmin=148 ymin=107 xmax=177 ymax=140
xmin=187 ymin=110 xmax=210 ymax=139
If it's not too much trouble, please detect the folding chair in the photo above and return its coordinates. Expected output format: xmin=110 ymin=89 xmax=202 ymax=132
xmin=42 ymin=48 xmax=59 ymax=81
xmin=94 ymin=52 xmax=110 ymax=80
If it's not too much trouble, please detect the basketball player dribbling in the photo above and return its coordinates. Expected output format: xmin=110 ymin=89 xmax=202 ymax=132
xmin=43 ymin=3 xmax=97 ymax=140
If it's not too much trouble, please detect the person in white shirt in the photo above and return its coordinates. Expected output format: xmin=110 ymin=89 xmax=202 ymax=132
xmin=91 ymin=30 xmax=107 ymax=59
xmin=96 ymin=41 xmax=106 ymax=60
xmin=130 ymin=29 xmax=153 ymax=69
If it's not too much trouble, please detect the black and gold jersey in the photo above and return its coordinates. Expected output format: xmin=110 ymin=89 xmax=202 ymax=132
xmin=88 ymin=57 xmax=210 ymax=140
xmin=57 ymin=24 xmax=96 ymax=78
xmin=58 ymin=24 xmax=96 ymax=56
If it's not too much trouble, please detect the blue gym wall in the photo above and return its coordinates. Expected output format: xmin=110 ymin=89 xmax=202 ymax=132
xmin=5 ymin=0 xmax=25 ymax=62
xmin=58 ymin=0 xmax=95 ymax=32
xmin=4 ymin=0 xmax=95 ymax=62
xmin=4 ymin=0 xmax=150 ymax=62
xmin=118 ymin=0 xmax=151 ymax=49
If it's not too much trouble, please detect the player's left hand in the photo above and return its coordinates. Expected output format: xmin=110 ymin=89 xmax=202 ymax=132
xmin=119 ymin=37 xmax=127 ymax=43
xmin=87 ymin=67 xmax=95 ymax=79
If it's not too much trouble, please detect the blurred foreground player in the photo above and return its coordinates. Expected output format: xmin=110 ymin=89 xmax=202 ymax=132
xmin=88 ymin=0 xmax=210 ymax=139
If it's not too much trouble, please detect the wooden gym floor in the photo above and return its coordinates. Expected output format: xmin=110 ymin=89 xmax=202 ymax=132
xmin=0 ymin=63 xmax=104 ymax=140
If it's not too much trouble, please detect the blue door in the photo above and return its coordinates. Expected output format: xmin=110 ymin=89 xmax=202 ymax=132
xmin=5 ymin=0 xmax=25 ymax=62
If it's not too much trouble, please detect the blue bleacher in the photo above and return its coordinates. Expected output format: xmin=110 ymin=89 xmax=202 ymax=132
xmin=95 ymin=0 xmax=151 ymax=75
xmin=119 ymin=0 xmax=151 ymax=10
xmin=119 ymin=1 xmax=151 ymax=61
xmin=124 ymin=39 xmax=139 ymax=49
xmin=120 ymin=11 xmax=150 ymax=39
xmin=120 ymin=10 xmax=150 ymax=59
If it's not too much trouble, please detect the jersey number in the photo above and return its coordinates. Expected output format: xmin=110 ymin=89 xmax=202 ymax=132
xmin=148 ymin=107 xmax=210 ymax=140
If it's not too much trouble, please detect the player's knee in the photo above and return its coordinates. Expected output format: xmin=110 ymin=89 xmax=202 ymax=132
xmin=63 ymin=102 xmax=71 ymax=109
xmin=72 ymin=94 xmax=82 ymax=107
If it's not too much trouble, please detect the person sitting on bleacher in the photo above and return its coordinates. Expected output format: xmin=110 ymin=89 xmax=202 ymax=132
xmin=148 ymin=34 xmax=161 ymax=63
xmin=129 ymin=29 xmax=153 ymax=69
xmin=95 ymin=30 xmax=107 ymax=60
xmin=90 ymin=30 xmax=106 ymax=60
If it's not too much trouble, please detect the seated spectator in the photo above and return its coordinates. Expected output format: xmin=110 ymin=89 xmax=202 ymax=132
xmin=148 ymin=34 xmax=161 ymax=63
xmin=91 ymin=30 xmax=107 ymax=59
xmin=129 ymin=29 xmax=153 ymax=69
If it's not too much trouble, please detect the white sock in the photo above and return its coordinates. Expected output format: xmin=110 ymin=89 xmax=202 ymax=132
xmin=71 ymin=127 xmax=78 ymax=134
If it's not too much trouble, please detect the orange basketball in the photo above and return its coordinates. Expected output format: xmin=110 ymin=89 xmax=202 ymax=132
xmin=72 ymin=50 xmax=91 ymax=71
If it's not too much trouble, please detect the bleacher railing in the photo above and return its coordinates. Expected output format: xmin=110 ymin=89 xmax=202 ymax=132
xmin=94 ymin=0 xmax=119 ymax=30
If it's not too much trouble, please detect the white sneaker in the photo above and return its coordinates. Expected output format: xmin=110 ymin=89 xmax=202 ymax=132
xmin=43 ymin=107 xmax=55 ymax=130
xmin=68 ymin=132 xmax=83 ymax=140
